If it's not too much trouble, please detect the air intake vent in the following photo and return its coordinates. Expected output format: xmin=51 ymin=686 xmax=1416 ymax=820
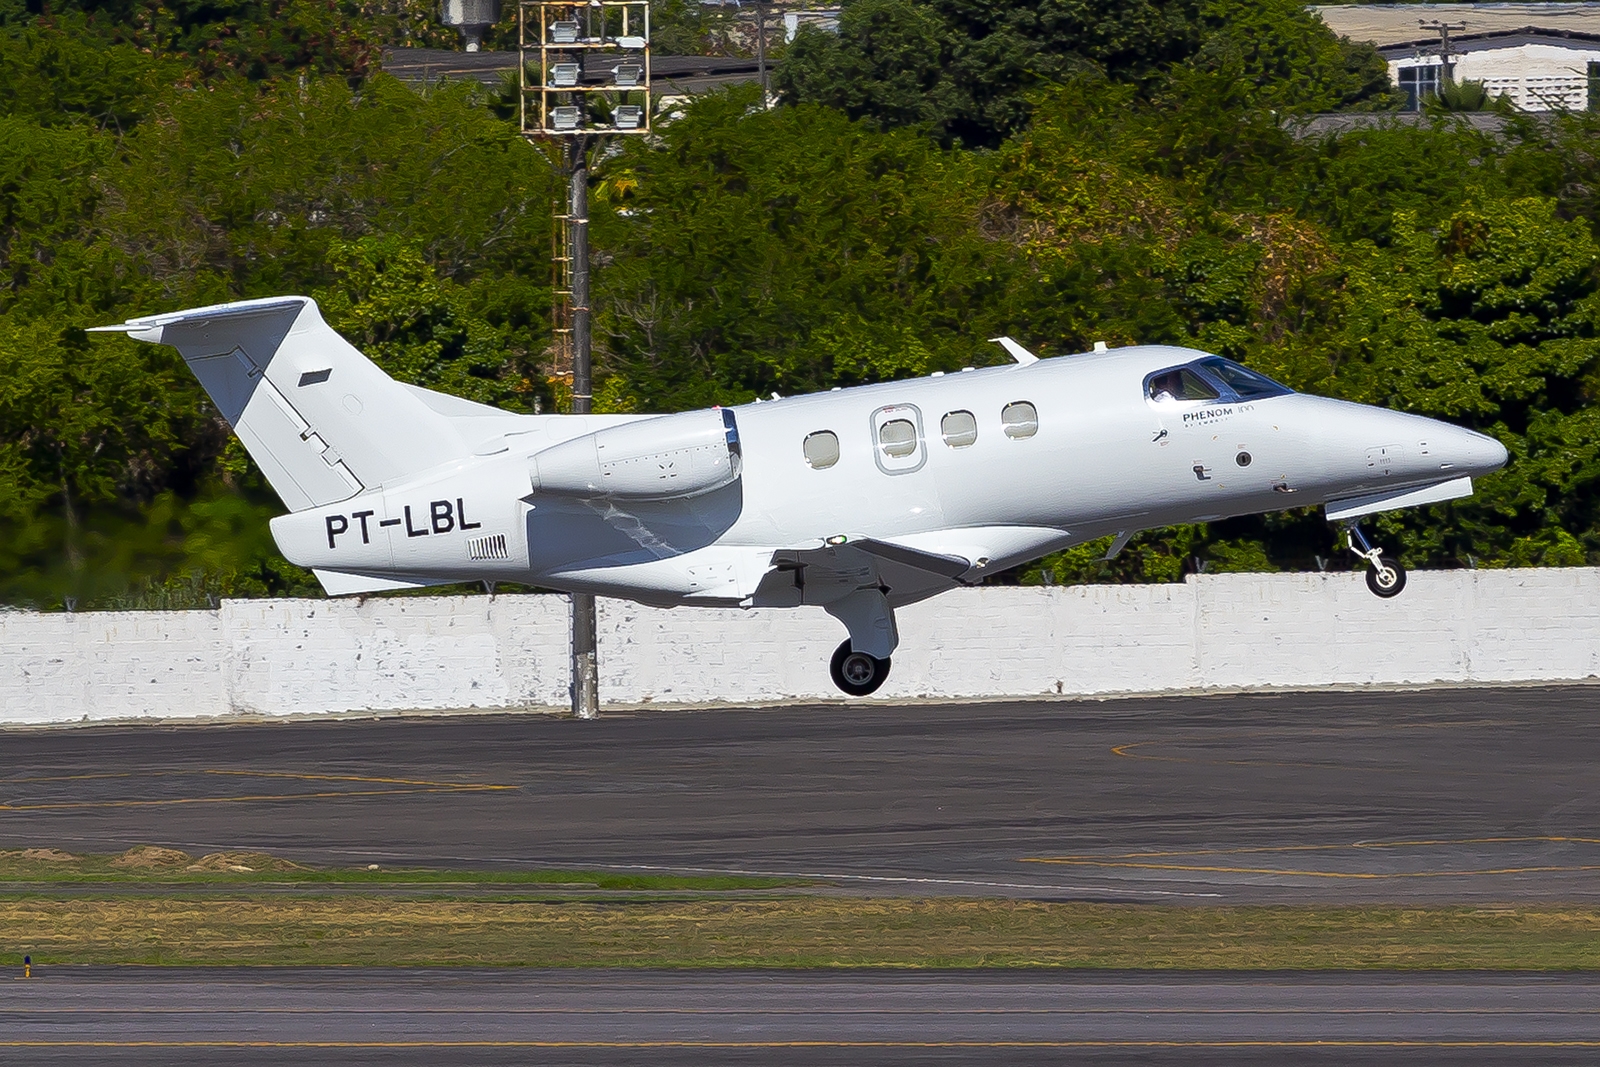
xmin=466 ymin=533 xmax=508 ymax=561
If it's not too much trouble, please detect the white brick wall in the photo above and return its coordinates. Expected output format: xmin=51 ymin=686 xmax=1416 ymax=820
xmin=1 ymin=568 xmax=1597 ymax=725
xmin=0 ymin=609 xmax=226 ymax=723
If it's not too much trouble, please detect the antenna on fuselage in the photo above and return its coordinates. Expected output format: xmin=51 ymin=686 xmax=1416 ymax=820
xmin=989 ymin=336 xmax=1039 ymax=365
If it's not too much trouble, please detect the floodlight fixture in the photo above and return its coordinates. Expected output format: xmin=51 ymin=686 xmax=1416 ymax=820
xmin=613 ymin=104 xmax=643 ymax=129
xmin=441 ymin=0 xmax=500 ymax=52
xmin=550 ymin=19 xmax=579 ymax=42
xmin=612 ymin=63 xmax=642 ymax=86
xmin=551 ymin=105 xmax=583 ymax=130
xmin=550 ymin=61 xmax=581 ymax=86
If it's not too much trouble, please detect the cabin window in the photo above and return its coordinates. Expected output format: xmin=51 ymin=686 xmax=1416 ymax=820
xmin=803 ymin=430 xmax=840 ymax=469
xmin=877 ymin=418 xmax=918 ymax=458
xmin=1001 ymin=401 xmax=1038 ymax=439
xmin=941 ymin=410 xmax=978 ymax=448
xmin=1147 ymin=369 xmax=1219 ymax=404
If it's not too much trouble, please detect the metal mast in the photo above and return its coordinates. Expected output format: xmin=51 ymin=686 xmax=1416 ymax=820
xmin=520 ymin=1 xmax=652 ymax=719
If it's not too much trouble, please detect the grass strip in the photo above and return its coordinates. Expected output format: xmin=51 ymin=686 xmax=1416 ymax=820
xmin=4 ymin=898 xmax=1600 ymax=969
xmin=0 ymin=849 xmax=798 ymax=891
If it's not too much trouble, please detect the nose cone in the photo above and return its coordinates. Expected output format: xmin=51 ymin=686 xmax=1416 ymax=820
xmin=1440 ymin=424 xmax=1509 ymax=477
xmin=1291 ymin=397 xmax=1509 ymax=497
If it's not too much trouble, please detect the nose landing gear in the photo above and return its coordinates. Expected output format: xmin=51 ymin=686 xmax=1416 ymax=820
xmin=1343 ymin=522 xmax=1406 ymax=598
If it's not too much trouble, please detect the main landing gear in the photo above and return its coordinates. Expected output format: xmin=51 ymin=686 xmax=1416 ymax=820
xmin=1343 ymin=521 xmax=1406 ymax=598
xmin=824 ymin=588 xmax=898 ymax=696
xmin=830 ymin=640 xmax=891 ymax=696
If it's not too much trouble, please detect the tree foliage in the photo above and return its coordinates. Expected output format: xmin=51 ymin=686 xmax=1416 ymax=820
xmin=776 ymin=0 xmax=1395 ymax=148
xmin=2 ymin=0 xmax=1600 ymax=608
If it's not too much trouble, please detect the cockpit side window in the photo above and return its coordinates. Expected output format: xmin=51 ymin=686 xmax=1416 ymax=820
xmin=1146 ymin=367 xmax=1220 ymax=404
xmin=1196 ymin=357 xmax=1292 ymax=399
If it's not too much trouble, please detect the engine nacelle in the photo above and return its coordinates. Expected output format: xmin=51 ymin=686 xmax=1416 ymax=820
xmin=530 ymin=408 xmax=741 ymax=500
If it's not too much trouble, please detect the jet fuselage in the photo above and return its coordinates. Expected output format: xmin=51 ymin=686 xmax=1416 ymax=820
xmin=271 ymin=342 xmax=1507 ymax=608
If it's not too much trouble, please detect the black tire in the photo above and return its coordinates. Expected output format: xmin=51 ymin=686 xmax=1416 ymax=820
xmin=830 ymin=639 xmax=891 ymax=696
xmin=1365 ymin=552 xmax=1407 ymax=598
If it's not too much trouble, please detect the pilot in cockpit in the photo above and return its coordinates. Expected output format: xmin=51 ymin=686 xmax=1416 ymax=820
xmin=1148 ymin=371 xmax=1181 ymax=403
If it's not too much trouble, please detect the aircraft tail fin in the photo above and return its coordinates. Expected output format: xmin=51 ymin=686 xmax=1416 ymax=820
xmin=92 ymin=297 xmax=472 ymax=512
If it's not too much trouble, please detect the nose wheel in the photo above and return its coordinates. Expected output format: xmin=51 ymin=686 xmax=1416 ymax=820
xmin=1344 ymin=522 xmax=1407 ymax=598
xmin=830 ymin=640 xmax=891 ymax=696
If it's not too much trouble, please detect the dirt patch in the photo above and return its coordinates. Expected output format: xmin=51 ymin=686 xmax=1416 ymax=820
xmin=19 ymin=848 xmax=79 ymax=863
xmin=110 ymin=846 xmax=192 ymax=869
xmin=185 ymin=851 xmax=304 ymax=873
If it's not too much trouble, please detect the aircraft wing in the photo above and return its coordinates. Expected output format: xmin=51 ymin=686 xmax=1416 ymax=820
xmin=752 ymin=535 xmax=976 ymax=610
xmin=750 ymin=525 xmax=1079 ymax=609
xmin=842 ymin=537 xmax=974 ymax=579
xmin=771 ymin=536 xmax=973 ymax=580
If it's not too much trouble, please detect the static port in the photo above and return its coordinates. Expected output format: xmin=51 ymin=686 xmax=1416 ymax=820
xmin=1236 ymin=451 xmax=1252 ymax=467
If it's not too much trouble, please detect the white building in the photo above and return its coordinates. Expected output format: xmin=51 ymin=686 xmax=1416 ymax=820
xmin=1314 ymin=3 xmax=1600 ymax=110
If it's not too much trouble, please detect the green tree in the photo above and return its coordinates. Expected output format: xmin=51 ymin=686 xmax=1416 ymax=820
xmin=314 ymin=234 xmax=544 ymax=410
xmin=777 ymin=0 xmax=1206 ymax=147
xmin=1324 ymin=197 xmax=1600 ymax=566
xmin=777 ymin=0 xmax=1393 ymax=149
xmin=594 ymin=88 xmax=1013 ymax=410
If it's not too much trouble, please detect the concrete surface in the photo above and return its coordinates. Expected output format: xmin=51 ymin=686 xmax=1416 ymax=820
xmin=3 ymin=687 xmax=1599 ymax=903
xmin=4 ymin=568 xmax=1600 ymax=723
xmin=4 ymin=968 xmax=1600 ymax=1066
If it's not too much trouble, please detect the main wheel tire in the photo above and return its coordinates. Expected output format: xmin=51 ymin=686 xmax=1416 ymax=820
xmin=830 ymin=639 xmax=891 ymax=696
xmin=1365 ymin=552 xmax=1407 ymax=598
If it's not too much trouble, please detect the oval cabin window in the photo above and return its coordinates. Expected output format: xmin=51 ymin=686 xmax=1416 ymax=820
xmin=803 ymin=430 xmax=841 ymax=469
xmin=1001 ymin=401 xmax=1038 ymax=439
xmin=941 ymin=410 xmax=978 ymax=448
xmin=877 ymin=418 xmax=918 ymax=459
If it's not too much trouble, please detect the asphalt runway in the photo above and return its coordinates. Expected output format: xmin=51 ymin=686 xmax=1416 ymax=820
xmin=6 ymin=968 xmax=1600 ymax=1066
xmin=3 ymin=686 xmax=1600 ymax=902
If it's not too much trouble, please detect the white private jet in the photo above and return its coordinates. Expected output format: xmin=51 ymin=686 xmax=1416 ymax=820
xmin=93 ymin=297 xmax=1508 ymax=694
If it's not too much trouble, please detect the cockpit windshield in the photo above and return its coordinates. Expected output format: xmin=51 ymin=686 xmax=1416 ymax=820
xmin=1195 ymin=357 xmax=1291 ymax=399
xmin=1146 ymin=357 xmax=1292 ymax=404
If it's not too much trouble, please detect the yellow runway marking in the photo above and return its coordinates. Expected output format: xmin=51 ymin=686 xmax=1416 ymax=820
xmin=2 ymin=1040 xmax=1600 ymax=1050
xmin=1025 ymin=836 xmax=1600 ymax=878
xmin=1113 ymin=739 xmax=1401 ymax=771
xmin=0 ymin=769 xmax=514 ymax=812
xmin=1109 ymin=725 xmax=1533 ymax=771
xmin=10 ymin=1006 xmax=1595 ymax=1016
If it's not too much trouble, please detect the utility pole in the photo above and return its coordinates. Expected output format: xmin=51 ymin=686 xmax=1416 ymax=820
xmin=521 ymin=1 xmax=651 ymax=720
xmin=699 ymin=0 xmax=776 ymax=106
xmin=566 ymin=134 xmax=599 ymax=720
xmin=754 ymin=0 xmax=769 ymax=104
xmin=1421 ymin=19 xmax=1467 ymax=82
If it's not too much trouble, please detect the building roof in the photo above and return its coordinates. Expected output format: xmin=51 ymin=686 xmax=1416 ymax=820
xmin=1313 ymin=3 xmax=1600 ymax=46
xmin=1377 ymin=24 xmax=1600 ymax=53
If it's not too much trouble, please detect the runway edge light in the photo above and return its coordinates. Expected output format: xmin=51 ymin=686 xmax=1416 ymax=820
xmin=23 ymin=954 xmax=30 ymax=979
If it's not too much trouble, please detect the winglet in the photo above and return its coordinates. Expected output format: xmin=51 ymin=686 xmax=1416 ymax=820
xmin=989 ymin=336 xmax=1039 ymax=365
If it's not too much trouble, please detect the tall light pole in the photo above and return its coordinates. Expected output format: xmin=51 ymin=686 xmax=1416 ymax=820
xmin=521 ymin=1 xmax=651 ymax=719
xmin=565 ymin=132 xmax=598 ymax=719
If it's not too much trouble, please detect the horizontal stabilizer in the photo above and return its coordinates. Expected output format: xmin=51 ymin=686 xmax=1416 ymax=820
xmin=312 ymin=569 xmax=455 ymax=596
